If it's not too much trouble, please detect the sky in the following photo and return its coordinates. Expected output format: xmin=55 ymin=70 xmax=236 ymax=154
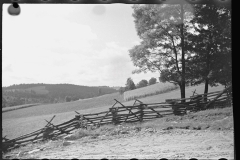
xmin=2 ymin=4 xmax=160 ymax=87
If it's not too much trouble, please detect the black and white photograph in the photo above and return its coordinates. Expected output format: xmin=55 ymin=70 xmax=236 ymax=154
xmin=2 ymin=0 xmax=233 ymax=159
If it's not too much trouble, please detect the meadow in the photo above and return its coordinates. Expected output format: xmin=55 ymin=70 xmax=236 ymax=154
xmin=124 ymin=82 xmax=178 ymax=101
xmin=2 ymin=103 xmax=41 ymax=113
xmin=2 ymin=84 xmax=224 ymax=139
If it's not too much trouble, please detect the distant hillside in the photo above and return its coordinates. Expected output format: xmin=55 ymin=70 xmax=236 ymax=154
xmin=2 ymin=83 xmax=118 ymax=107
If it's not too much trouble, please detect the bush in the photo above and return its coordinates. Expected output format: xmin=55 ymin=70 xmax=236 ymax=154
xmin=65 ymin=96 xmax=71 ymax=102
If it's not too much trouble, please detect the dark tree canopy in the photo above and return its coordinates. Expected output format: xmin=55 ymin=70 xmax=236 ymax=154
xmin=149 ymin=77 xmax=157 ymax=85
xmin=136 ymin=79 xmax=148 ymax=88
xmin=187 ymin=4 xmax=231 ymax=90
xmin=65 ymin=96 xmax=71 ymax=102
xmin=125 ymin=78 xmax=136 ymax=91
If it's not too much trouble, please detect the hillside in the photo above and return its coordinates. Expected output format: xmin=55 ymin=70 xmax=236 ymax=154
xmin=3 ymin=84 xmax=224 ymax=139
xmin=124 ymin=82 xmax=178 ymax=101
xmin=2 ymin=83 xmax=118 ymax=107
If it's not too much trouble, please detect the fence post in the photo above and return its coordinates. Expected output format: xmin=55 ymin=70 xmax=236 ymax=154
xmin=75 ymin=114 xmax=87 ymax=129
xmin=110 ymin=108 xmax=119 ymax=125
xmin=75 ymin=115 xmax=81 ymax=129
xmin=192 ymin=95 xmax=203 ymax=111
xmin=138 ymin=104 xmax=144 ymax=122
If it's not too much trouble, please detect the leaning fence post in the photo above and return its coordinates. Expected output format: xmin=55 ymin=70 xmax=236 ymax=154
xmin=34 ymin=115 xmax=56 ymax=141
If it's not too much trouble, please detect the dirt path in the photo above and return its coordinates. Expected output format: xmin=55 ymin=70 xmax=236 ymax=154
xmin=8 ymin=129 xmax=234 ymax=159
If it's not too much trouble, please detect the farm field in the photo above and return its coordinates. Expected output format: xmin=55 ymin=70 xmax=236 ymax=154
xmin=124 ymin=82 xmax=177 ymax=101
xmin=2 ymin=103 xmax=41 ymax=113
xmin=2 ymin=84 xmax=224 ymax=139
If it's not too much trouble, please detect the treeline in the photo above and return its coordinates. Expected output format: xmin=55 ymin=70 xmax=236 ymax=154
xmin=2 ymin=83 xmax=118 ymax=107
xmin=118 ymin=77 xmax=157 ymax=94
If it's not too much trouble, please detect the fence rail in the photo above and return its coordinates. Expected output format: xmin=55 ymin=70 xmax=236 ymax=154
xmin=2 ymin=85 xmax=232 ymax=152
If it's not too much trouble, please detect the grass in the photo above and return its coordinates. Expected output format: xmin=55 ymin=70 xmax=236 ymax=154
xmin=2 ymin=84 xmax=225 ymax=140
xmin=2 ymin=103 xmax=41 ymax=113
xmin=3 ymin=104 xmax=233 ymax=157
xmin=3 ymin=92 xmax=124 ymax=120
xmin=2 ymin=93 xmax=124 ymax=139
xmin=63 ymin=105 xmax=233 ymax=143
xmin=93 ymin=106 xmax=233 ymax=134
xmin=124 ymin=82 xmax=178 ymax=101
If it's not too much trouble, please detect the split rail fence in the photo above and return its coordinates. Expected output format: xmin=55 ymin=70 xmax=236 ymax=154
xmin=2 ymin=85 xmax=232 ymax=152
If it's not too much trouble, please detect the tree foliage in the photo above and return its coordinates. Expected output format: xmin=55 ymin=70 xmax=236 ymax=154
xmin=136 ymin=79 xmax=148 ymax=88
xmin=187 ymin=5 xmax=231 ymax=89
xmin=129 ymin=4 xmax=231 ymax=99
xmin=148 ymin=77 xmax=157 ymax=85
xmin=130 ymin=4 xmax=193 ymax=99
xmin=125 ymin=78 xmax=136 ymax=91
xmin=119 ymin=87 xmax=125 ymax=95
xmin=65 ymin=96 xmax=71 ymax=102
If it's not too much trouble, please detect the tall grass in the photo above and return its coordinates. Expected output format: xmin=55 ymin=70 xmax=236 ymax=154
xmin=124 ymin=82 xmax=178 ymax=101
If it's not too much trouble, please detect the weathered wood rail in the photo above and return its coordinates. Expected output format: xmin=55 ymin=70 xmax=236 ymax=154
xmin=2 ymin=85 xmax=232 ymax=151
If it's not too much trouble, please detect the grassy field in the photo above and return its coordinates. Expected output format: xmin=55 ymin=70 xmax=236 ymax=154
xmin=2 ymin=84 xmax=225 ymax=139
xmin=124 ymin=82 xmax=178 ymax=101
xmin=2 ymin=103 xmax=41 ymax=113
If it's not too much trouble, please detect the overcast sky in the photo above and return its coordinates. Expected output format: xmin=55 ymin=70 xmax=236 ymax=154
xmin=2 ymin=4 xmax=160 ymax=87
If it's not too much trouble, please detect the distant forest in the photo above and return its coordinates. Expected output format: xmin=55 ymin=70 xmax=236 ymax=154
xmin=2 ymin=83 xmax=118 ymax=107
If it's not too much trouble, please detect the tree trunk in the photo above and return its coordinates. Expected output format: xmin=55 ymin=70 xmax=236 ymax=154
xmin=204 ymin=33 xmax=212 ymax=102
xmin=180 ymin=85 xmax=185 ymax=103
xmin=180 ymin=4 xmax=186 ymax=102
xmin=204 ymin=78 xmax=209 ymax=102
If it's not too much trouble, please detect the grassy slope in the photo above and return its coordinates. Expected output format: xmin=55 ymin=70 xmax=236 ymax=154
xmin=2 ymin=103 xmax=41 ymax=113
xmin=124 ymin=82 xmax=177 ymax=101
xmin=2 ymin=84 xmax=224 ymax=139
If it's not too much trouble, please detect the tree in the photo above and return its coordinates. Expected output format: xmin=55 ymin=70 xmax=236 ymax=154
xmin=98 ymin=88 xmax=102 ymax=96
xmin=2 ymin=96 xmax=7 ymax=108
xmin=137 ymin=79 xmax=148 ymax=88
xmin=130 ymin=4 xmax=193 ymax=100
xmin=125 ymin=78 xmax=136 ymax=91
xmin=187 ymin=4 xmax=231 ymax=98
xmin=149 ymin=77 xmax=157 ymax=85
xmin=65 ymin=96 xmax=71 ymax=102
xmin=119 ymin=87 xmax=125 ymax=95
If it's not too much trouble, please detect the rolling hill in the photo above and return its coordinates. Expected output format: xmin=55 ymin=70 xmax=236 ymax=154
xmin=2 ymin=83 xmax=118 ymax=107
xmin=2 ymin=84 xmax=224 ymax=139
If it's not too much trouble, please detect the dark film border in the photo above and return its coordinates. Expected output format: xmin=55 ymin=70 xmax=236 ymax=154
xmin=0 ymin=0 xmax=232 ymax=6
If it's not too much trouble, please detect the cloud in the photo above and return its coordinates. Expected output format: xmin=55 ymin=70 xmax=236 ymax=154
xmin=2 ymin=5 xmax=157 ymax=87
xmin=3 ymin=64 xmax=13 ymax=72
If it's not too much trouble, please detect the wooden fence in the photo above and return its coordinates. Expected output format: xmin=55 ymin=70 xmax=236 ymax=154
xmin=2 ymin=85 xmax=232 ymax=152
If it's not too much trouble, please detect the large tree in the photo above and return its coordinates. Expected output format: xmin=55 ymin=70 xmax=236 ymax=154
xmin=130 ymin=4 xmax=194 ymax=100
xmin=187 ymin=4 xmax=231 ymax=98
